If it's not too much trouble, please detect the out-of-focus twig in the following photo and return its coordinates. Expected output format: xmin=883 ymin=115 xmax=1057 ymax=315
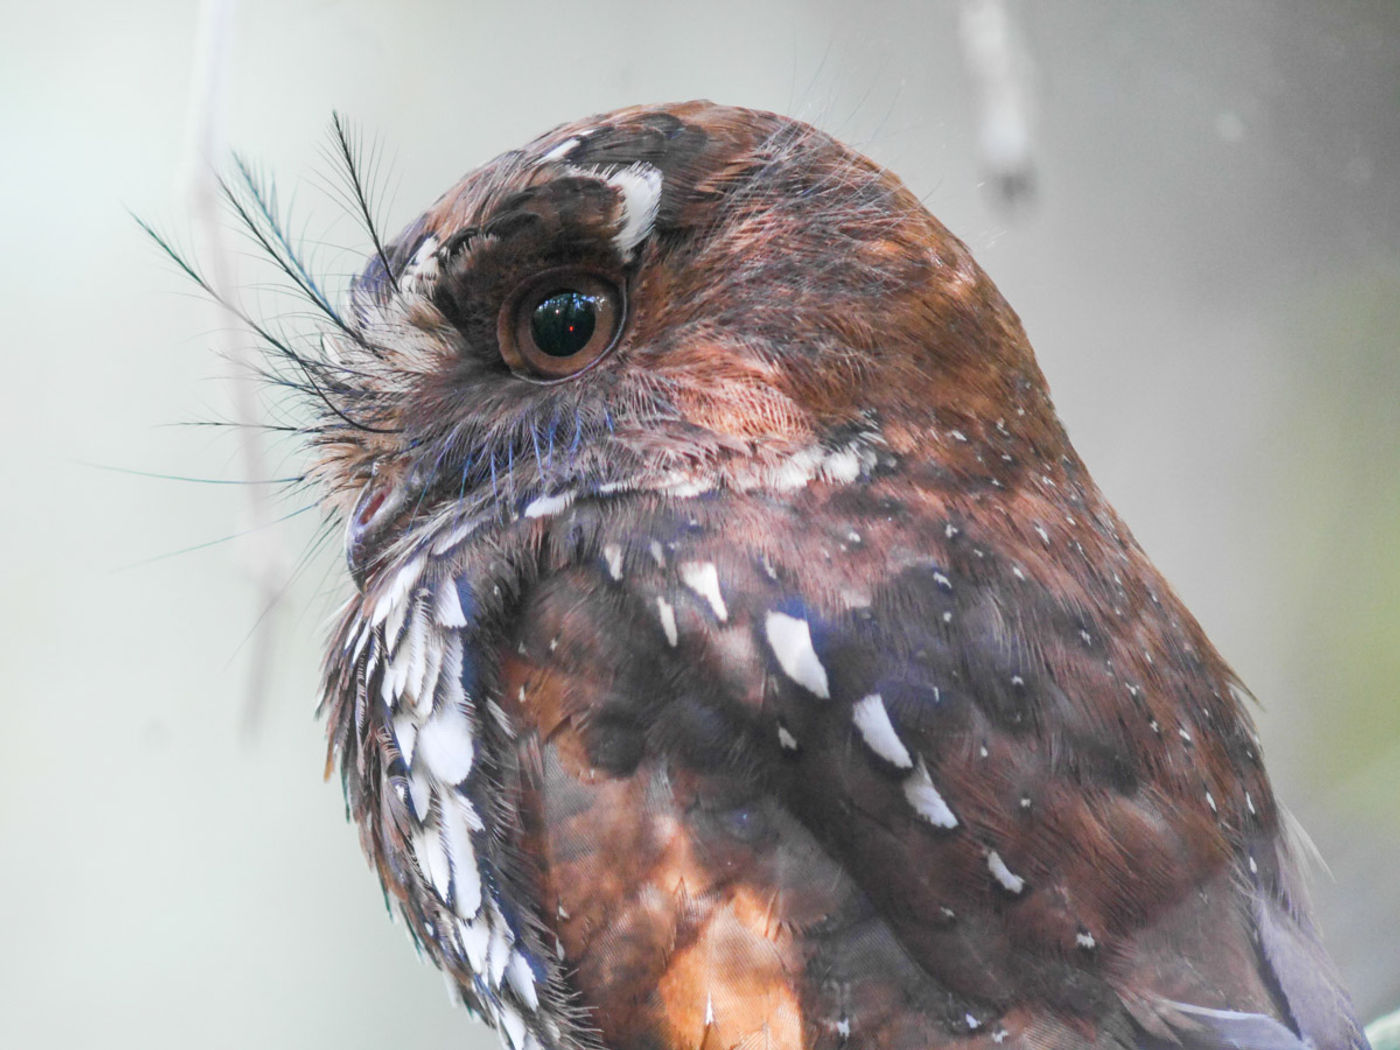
xmin=958 ymin=0 xmax=1037 ymax=210
xmin=179 ymin=0 xmax=289 ymax=737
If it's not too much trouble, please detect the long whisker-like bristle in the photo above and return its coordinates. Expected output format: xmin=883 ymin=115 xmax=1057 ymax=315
xmin=328 ymin=111 xmax=399 ymax=296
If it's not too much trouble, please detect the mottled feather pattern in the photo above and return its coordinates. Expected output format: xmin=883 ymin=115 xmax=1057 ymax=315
xmin=185 ymin=102 xmax=1370 ymax=1050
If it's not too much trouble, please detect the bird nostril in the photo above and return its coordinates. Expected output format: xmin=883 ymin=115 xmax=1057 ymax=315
xmin=355 ymin=486 xmax=390 ymax=530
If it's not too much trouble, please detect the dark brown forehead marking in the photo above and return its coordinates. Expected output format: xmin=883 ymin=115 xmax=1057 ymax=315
xmin=356 ymin=102 xmax=819 ymax=304
xmin=539 ymin=109 xmax=709 ymax=179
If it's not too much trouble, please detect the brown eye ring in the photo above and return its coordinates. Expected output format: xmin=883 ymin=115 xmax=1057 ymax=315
xmin=497 ymin=268 xmax=625 ymax=382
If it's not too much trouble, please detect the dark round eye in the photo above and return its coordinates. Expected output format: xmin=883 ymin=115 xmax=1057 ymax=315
xmin=531 ymin=291 xmax=597 ymax=357
xmin=499 ymin=269 xmax=624 ymax=381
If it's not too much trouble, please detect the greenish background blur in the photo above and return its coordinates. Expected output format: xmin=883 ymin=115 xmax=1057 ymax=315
xmin=1 ymin=1 xmax=1396 ymax=1046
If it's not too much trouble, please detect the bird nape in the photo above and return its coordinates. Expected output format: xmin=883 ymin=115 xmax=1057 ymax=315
xmin=191 ymin=102 xmax=1374 ymax=1050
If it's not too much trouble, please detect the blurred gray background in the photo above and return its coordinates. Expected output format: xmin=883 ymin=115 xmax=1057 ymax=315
xmin=1 ymin=1 xmax=1396 ymax=1046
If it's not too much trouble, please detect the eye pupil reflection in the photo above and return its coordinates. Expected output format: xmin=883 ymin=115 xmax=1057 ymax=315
xmin=530 ymin=290 xmax=598 ymax=357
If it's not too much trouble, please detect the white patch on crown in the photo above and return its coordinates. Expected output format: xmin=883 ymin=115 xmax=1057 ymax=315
xmin=851 ymin=694 xmax=913 ymax=768
xmin=679 ymin=561 xmax=728 ymax=622
xmin=765 ymin=611 xmax=830 ymax=698
xmin=903 ymin=759 xmax=959 ymax=828
xmin=605 ymin=163 xmax=663 ymax=256
xmin=777 ymin=725 xmax=799 ymax=750
xmin=987 ymin=850 xmax=1026 ymax=894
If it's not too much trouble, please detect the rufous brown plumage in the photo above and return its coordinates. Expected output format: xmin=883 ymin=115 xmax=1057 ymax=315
xmin=212 ymin=102 xmax=1372 ymax=1050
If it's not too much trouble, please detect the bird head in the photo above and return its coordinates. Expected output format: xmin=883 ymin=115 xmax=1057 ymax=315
xmin=314 ymin=102 xmax=1066 ymax=588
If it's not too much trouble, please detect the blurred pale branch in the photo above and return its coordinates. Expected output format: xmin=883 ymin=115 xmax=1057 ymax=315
xmin=179 ymin=0 xmax=289 ymax=735
xmin=958 ymin=0 xmax=1036 ymax=209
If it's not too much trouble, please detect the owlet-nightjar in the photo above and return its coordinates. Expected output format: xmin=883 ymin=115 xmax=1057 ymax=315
xmin=204 ymin=102 xmax=1373 ymax=1050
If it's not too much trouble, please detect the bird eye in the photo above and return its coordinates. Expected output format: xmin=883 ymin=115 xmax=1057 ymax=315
xmin=498 ymin=269 xmax=624 ymax=381
xmin=532 ymin=291 xmax=596 ymax=356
